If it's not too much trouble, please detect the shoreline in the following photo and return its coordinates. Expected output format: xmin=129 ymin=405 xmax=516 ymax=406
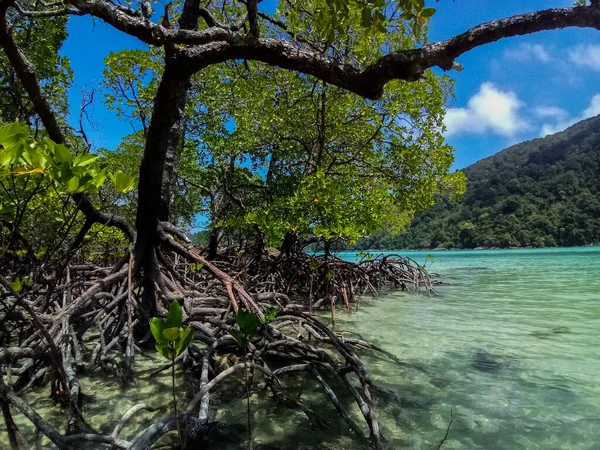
xmin=344 ymin=244 xmax=600 ymax=253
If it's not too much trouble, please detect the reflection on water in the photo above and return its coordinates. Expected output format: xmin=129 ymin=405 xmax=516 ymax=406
xmin=2 ymin=248 xmax=600 ymax=449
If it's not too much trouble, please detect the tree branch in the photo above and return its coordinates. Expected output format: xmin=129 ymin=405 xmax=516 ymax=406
xmin=60 ymin=3 xmax=600 ymax=99
xmin=13 ymin=1 xmax=81 ymax=17
xmin=197 ymin=5 xmax=248 ymax=31
xmin=245 ymin=0 xmax=259 ymax=38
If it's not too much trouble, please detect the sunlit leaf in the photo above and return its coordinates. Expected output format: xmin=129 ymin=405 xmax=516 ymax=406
xmin=150 ymin=317 xmax=167 ymax=342
xmin=53 ymin=144 xmax=72 ymax=164
xmin=163 ymin=327 xmax=181 ymax=342
xmin=67 ymin=176 xmax=79 ymax=193
xmin=10 ymin=167 xmax=44 ymax=175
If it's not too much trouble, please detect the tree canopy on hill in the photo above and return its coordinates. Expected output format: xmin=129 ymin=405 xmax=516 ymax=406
xmin=354 ymin=115 xmax=600 ymax=250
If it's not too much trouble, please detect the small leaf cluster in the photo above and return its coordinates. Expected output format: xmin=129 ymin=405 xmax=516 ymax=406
xmin=150 ymin=300 xmax=195 ymax=360
xmin=5 ymin=276 xmax=32 ymax=293
xmin=189 ymin=262 xmax=204 ymax=272
xmin=230 ymin=307 xmax=277 ymax=347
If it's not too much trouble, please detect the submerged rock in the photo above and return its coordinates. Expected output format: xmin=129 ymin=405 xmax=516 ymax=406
xmin=471 ymin=349 xmax=504 ymax=373
xmin=430 ymin=377 xmax=451 ymax=390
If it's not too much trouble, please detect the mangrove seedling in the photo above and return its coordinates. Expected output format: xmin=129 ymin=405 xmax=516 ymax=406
xmin=150 ymin=300 xmax=194 ymax=447
xmin=230 ymin=307 xmax=277 ymax=450
xmin=230 ymin=307 xmax=276 ymax=346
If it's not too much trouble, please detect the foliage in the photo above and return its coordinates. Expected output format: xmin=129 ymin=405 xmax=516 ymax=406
xmin=0 ymin=122 xmax=135 ymax=263
xmin=283 ymin=0 xmax=436 ymax=45
xmin=96 ymin=0 xmax=462 ymax=251
xmin=0 ymin=14 xmax=72 ymax=125
xmin=150 ymin=299 xmax=194 ymax=446
xmin=230 ymin=307 xmax=277 ymax=347
xmin=150 ymin=300 xmax=194 ymax=360
xmin=190 ymin=62 xmax=462 ymax=248
xmin=354 ymin=115 xmax=600 ymax=249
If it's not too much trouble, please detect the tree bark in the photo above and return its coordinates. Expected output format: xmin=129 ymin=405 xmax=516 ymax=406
xmin=134 ymin=61 xmax=193 ymax=273
xmin=133 ymin=0 xmax=205 ymax=315
xmin=207 ymin=226 xmax=221 ymax=260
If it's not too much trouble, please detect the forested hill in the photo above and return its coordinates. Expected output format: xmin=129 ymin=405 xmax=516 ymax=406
xmin=358 ymin=114 xmax=600 ymax=250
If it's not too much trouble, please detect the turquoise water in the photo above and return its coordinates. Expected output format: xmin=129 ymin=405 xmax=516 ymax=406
xmin=3 ymin=248 xmax=599 ymax=449
xmin=334 ymin=247 xmax=600 ymax=449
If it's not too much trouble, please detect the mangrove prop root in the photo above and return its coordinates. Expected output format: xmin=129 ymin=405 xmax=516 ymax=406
xmin=0 ymin=226 xmax=430 ymax=448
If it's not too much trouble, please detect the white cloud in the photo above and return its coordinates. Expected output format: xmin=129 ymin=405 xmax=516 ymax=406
xmin=568 ymin=44 xmax=600 ymax=72
xmin=444 ymin=83 xmax=528 ymax=137
xmin=582 ymin=94 xmax=600 ymax=117
xmin=534 ymin=106 xmax=569 ymax=120
xmin=504 ymin=43 xmax=551 ymax=63
xmin=540 ymin=93 xmax=600 ymax=137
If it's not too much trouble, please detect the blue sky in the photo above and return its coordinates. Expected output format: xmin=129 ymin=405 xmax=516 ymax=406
xmin=61 ymin=0 xmax=600 ymax=169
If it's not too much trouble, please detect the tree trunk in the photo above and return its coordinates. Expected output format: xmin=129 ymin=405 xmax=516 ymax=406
xmin=134 ymin=59 xmax=193 ymax=311
xmin=324 ymin=239 xmax=331 ymax=258
xmin=280 ymin=231 xmax=297 ymax=258
xmin=207 ymin=226 xmax=221 ymax=260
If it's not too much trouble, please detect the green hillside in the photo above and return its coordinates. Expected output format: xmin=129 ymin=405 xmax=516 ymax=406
xmin=357 ymin=115 xmax=600 ymax=249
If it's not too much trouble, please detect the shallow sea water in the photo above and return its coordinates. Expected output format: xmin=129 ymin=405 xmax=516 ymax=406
xmin=2 ymin=247 xmax=599 ymax=449
xmin=333 ymin=247 xmax=600 ymax=449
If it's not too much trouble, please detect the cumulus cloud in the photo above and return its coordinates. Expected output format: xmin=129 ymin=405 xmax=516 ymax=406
xmin=568 ymin=44 xmax=600 ymax=72
xmin=540 ymin=93 xmax=600 ymax=137
xmin=444 ymin=83 xmax=528 ymax=137
xmin=504 ymin=43 xmax=551 ymax=63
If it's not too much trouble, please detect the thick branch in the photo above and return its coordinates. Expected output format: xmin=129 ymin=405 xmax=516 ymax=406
xmin=72 ymin=194 xmax=136 ymax=242
xmin=61 ymin=3 xmax=600 ymax=99
xmin=13 ymin=2 xmax=81 ymax=17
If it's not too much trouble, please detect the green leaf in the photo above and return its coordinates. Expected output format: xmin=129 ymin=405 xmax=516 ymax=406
xmin=230 ymin=328 xmax=246 ymax=346
xmin=92 ymin=172 xmax=107 ymax=188
xmin=54 ymin=144 xmax=72 ymax=164
xmin=263 ymin=307 xmax=277 ymax=324
xmin=67 ymin=176 xmax=79 ymax=193
xmin=113 ymin=170 xmax=135 ymax=193
xmin=190 ymin=262 xmax=204 ymax=272
xmin=150 ymin=317 xmax=167 ymax=343
xmin=156 ymin=341 xmax=174 ymax=360
xmin=166 ymin=300 xmax=183 ymax=329
xmin=421 ymin=7 xmax=436 ymax=18
xmin=9 ymin=277 xmax=22 ymax=293
xmin=73 ymin=153 xmax=98 ymax=167
xmin=0 ymin=122 xmax=28 ymax=151
xmin=163 ymin=327 xmax=181 ymax=342
xmin=176 ymin=326 xmax=194 ymax=355
xmin=361 ymin=7 xmax=372 ymax=28
xmin=235 ymin=309 xmax=261 ymax=337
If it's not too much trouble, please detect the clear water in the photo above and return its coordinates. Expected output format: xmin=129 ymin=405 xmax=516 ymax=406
xmin=333 ymin=247 xmax=600 ymax=449
xmin=3 ymin=248 xmax=600 ymax=449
